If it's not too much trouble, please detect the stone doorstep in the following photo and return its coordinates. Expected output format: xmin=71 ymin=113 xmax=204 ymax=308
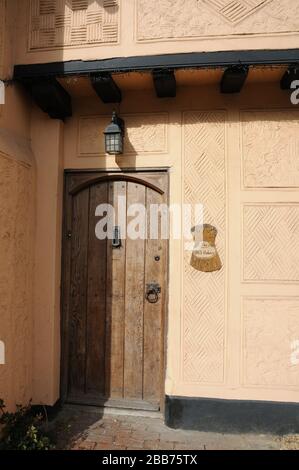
xmin=65 ymin=404 xmax=161 ymax=420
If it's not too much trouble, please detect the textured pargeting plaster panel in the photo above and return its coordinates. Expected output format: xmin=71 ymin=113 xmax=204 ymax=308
xmin=136 ymin=0 xmax=299 ymax=41
xmin=243 ymin=205 xmax=299 ymax=282
xmin=0 ymin=154 xmax=34 ymax=406
xmin=183 ymin=111 xmax=226 ymax=383
xmin=242 ymin=110 xmax=299 ymax=188
xmin=0 ymin=0 xmax=5 ymax=77
xmin=78 ymin=113 xmax=168 ymax=156
xmin=0 ymin=156 xmax=15 ymax=404
xmin=29 ymin=0 xmax=119 ymax=50
xmin=11 ymin=162 xmax=34 ymax=404
xmin=243 ymin=298 xmax=299 ymax=388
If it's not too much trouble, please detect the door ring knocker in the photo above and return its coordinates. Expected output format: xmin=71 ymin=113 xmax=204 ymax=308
xmin=145 ymin=283 xmax=161 ymax=304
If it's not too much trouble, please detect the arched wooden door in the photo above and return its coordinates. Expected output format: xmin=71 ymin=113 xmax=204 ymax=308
xmin=61 ymin=171 xmax=168 ymax=411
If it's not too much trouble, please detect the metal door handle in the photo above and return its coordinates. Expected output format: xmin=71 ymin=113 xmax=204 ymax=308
xmin=145 ymin=283 xmax=161 ymax=304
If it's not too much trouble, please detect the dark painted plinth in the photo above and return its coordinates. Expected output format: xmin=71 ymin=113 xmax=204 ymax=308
xmin=165 ymin=396 xmax=299 ymax=434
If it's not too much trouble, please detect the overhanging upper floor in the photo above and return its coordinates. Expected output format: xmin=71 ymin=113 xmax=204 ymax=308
xmin=13 ymin=50 xmax=299 ymax=120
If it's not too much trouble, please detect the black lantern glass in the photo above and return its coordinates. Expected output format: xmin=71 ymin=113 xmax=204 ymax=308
xmin=104 ymin=111 xmax=124 ymax=155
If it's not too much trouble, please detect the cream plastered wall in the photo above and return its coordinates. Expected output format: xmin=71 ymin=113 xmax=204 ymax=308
xmin=0 ymin=0 xmax=5 ymax=78
xmin=30 ymin=107 xmax=64 ymax=405
xmin=12 ymin=0 xmax=299 ymax=67
xmin=52 ymin=79 xmax=299 ymax=404
xmin=0 ymin=1 xmax=35 ymax=409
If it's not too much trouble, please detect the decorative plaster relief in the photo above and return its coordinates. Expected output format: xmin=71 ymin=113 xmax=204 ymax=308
xmin=203 ymin=0 xmax=272 ymax=24
xmin=29 ymin=0 xmax=119 ymax=50
xmin=243 ymin=205 xmax=299 ymax=282
xmin=78 ymin=113 xmax=168 ymax=156
xmin=242 ymin=110 xmax=299 ymax=188
xmin=136 ymin=0 xmax=299 ymax=41
xmin=243 ymin=298 xmax=299 ymax=388
xmin=183 ymin=111 xmax=226 ymax=384
xmin=0 ymin=128 xmax=34 ymax=167
xmin=0 ymin=155 xmax=34 ymax=405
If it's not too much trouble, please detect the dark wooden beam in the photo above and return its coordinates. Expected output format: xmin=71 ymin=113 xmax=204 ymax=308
xmin=280 ymin=65 xmax=299 ymax=89
xmin=153 ymin=70 xmax=176 ymax=98
xmin=14 ymin=49 xmax=299 ymax=79
xmin=220 ymin=65 xmax=248 ymax=93
xmin=91 ymin=73 xmax=122 ymax=103
xmin=21 ymin=77 xmax=72 ymax=120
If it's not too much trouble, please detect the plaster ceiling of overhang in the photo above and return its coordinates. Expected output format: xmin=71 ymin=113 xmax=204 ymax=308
xmin=58 ymin=66 xmax=288 ymax=98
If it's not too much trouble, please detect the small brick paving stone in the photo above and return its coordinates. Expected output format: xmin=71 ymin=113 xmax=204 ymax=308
xmin=51 ymin=406 xmax=281 ymax=451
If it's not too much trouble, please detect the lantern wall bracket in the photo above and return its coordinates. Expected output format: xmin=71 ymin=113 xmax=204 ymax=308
xmin=104 ymin=111 xmax=125 ymax=155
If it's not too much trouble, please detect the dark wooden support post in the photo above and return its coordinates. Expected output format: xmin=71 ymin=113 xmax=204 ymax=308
xmin=21 ymin=77 xmax=72 ymax=120
xmin=280 ymin=65 xmax=299 ymax=89
xmin=91 ymin=73 xmax=122 ymax=103
xmin=220 ymin=65 xmax=248 ymax=93
xmin=153 ymin=69 xmax=176 ymax=98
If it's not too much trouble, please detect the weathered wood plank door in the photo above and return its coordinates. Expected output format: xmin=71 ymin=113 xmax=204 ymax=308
xmin=61 ymin=171 xmax=168 ymax=411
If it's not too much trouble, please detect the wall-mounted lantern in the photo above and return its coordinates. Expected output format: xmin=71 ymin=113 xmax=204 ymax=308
xmin=104 ymin=111 xmax=125 ymax=155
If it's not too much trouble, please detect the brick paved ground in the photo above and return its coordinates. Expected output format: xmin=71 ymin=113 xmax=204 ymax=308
xmin=49 ymin=405 xmax=285 ymax=450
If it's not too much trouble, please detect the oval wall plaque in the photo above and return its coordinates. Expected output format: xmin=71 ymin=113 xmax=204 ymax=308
xmin=190 ymin=224 xmax=222 ymax=272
